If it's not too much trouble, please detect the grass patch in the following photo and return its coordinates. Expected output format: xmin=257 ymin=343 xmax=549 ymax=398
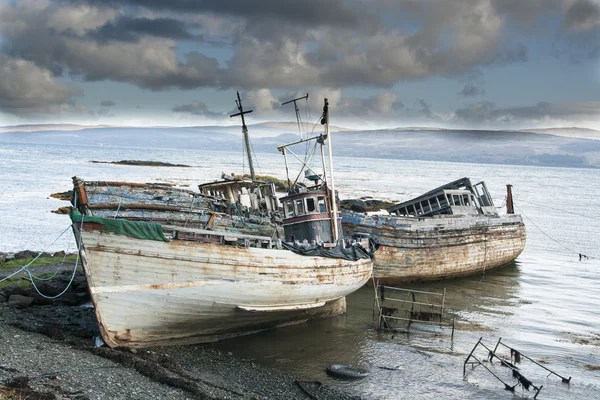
xmin=234 ymin=174 xmax=289 ymax=191
xmin=0 ymin=270 xmax=67 ymax=291
xmin=1 ymin=255 xmax=78 ymax=270
xmin=0 ymin=277 xmax=31 ymax=291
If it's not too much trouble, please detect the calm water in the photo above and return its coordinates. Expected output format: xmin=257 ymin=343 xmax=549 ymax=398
xmin=1 ymin=138 xmax=599 ymax=399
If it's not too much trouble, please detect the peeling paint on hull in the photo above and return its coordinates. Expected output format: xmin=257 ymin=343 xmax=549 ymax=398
xmin=342 ymin=213 xmax=526 ymax=283
xmin=74 ymin=227 xmax=372 ymax=348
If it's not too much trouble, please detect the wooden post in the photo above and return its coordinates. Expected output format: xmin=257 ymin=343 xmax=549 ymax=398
xmin=506 ymin=184 xmax=514 ymax=214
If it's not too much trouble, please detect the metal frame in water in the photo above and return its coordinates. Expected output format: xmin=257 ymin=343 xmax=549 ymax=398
xmin=372 ymin=279 xmax=455 ymax=337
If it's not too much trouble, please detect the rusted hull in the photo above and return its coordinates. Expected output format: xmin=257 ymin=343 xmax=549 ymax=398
xmin=342 ymin=213 xmax=526 ymax=283
xmin=74 ymin=227 xmax=372 ymax=348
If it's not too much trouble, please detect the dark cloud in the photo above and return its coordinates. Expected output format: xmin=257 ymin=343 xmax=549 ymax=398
xmin=82 ymin=0 xmax=361 ymax=29
xmin=562 ymin=0 xmax=600 ymax=34
xmin=88 ymin=16 xmax=196 ymax=43
xmin=459 ymin=84 xmax=485 ymax=97
xmin=554 ymin=0 xmax=600 ymax=62
xmin=100 ymin=100 xmax=116 ymax=107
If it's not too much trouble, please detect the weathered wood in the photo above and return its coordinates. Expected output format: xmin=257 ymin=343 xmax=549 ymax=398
xmin=161 ymin=225 xmax=272 ymax=242
xmin=343 ymin=213 xmax=526 ymax=283
xmin=74 ymin=224 xmax=372 ymax=348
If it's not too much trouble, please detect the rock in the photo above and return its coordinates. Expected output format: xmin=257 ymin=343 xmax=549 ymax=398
xmin=340 ymin=199 xmax=367 ymax=212
xmin=32 ymin=295 xmax=54 ymax=306
xmin=54 ymin=292 xmax=83 ymax=306
xmin=74 ymin=280 xmax=89 ymax=293
xmin=53 ymin=250 xmax=66 ymax=258
xmin=14 ymin=250 xmax=38 ymax=260
xmin=2 ymin=284 xmax=27 ymax=298
xmin=4 ymin=375 xmax=29 ymax=388
xmin=0 ymin=293 xmax=6 ymax=303
xmin=34 ymin=281 xmax=70 ymax=297
xmin=8 ymin=295 xmax=34 ymax=309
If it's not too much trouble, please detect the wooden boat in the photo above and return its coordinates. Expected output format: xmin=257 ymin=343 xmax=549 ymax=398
xmin=69 ymin=97 xmax=373 ymax=348
xmin=341 ymin=177 xmax=525 ymax=284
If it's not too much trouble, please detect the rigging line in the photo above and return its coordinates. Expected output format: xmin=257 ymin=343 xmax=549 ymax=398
xmin=249 ymin=137 xmax=261 ymax=175
xmin=0 ymin=224 xmax=73 ymax=285
xmin=514 ymin=204 xmax=598 ymax=260
xmin=28 ymin=240 xmax=72 ymax=281
xmin=514 ymin=197 xmax=600 ymax=222
xmin=241 ymin=135 xmax=247 ymax=176
xmin=26 ymin=219 xmax=83 ymax=299
xmin=292 ymin=140 xmax=319 ymax=187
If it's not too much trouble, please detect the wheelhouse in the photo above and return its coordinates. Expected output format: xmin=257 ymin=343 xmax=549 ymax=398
xmin=280 ymin=189 xmax=338 ymax=245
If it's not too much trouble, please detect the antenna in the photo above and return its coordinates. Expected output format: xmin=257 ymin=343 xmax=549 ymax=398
xmin=230 ymin=91 xmax=255 ymax=180
xmin=282 ymin=93 xmax=309 ymax=138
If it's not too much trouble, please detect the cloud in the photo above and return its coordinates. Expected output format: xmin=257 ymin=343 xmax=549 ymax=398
xmin=459 ymin=84 xmax=485 ymax=97
xmin=0 ymin=55 xmax=85 ymax=117
xmin=453 ymin=100 xmax=600 ymax=126
xmin=88 ymin=16 xmax=196 ymax=43
xmin=0 ymin=1 xmax=220 ymax=90
xmin=86 ymin=0 xmax=361 ymax=29
xmin=554 ymin=0 xmax=600 ymax=62
xmin=561 ymin=0 xmax=600 ymax=34
xmin=0 ymin=0 xmax=548 ymax=94
xmin=172 ymin=100 xmax=223 ymax=117
xmin=100 ymin=100 xmax=116 ymax=107
xmin=2 ymin=0 xmax=600 ymax=121
xmin=245 ymin=89 xmax=279 ymax=113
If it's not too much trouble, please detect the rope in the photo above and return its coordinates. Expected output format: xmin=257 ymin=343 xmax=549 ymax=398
xmin=27 ymin=240 xmax=72 ymax=281
xmin=25 ymin=218 xmax=83 ymax=299
xmin=515 ymin=197 xmax=600 ymax=221
xmin=497 ymin=196 xmax=507 ymax=212
xmin=515 ymin=204 xmax=597 ymax=260
xmin=0 ymin=225 xmax=73 ymax=285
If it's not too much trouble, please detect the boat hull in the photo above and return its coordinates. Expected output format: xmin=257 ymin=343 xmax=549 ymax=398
xmin=74 ymin=226 xmax=372 ymax=348
xmin=342 ymin=213 xmax=525 ymax=283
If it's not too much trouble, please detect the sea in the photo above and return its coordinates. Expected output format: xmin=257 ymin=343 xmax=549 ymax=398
xmin=1 ymin=136 xmax=599 ymax=399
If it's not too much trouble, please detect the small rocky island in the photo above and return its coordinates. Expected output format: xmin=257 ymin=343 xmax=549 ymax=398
xmin=91 ymin=160 xmax=192 ymax=167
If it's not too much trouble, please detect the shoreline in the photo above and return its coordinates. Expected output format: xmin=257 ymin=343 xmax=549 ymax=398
xmin=0 ymin=256 xmax=362 ymax=400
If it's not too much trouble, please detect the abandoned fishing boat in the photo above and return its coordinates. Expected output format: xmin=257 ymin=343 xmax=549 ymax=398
xmin=341 ymin=177 xmax=526 ymax=283
xmin=69 ymin=97 xmax=373 ymax=348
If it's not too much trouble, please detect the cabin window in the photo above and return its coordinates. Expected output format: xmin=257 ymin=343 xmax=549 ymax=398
xmin=285 ymin=201 xmax=295 ymax=218
xmin=462 ymin=194 xmax=470 ymax=206
xmin=437 ymin=194 xmax=445 ymax=208
xmin=306 ymin=197 xmax=316 ymax=213
xmin=295 ymin=199 xmax=305 ymax=215
xmin=318 ymin=196 xmax=327 ymax=213
xmin=453 ymin=195 xmax=462 ymax=206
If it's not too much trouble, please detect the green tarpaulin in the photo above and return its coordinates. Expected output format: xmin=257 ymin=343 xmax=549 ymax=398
xmin=70 ymin=209 xmax=169 ymax=242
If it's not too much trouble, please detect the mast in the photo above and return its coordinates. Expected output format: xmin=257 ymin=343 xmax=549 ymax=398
xmin=282 ymin=93 xmax=308 ymax=139
xmin=322 ymin=98 xmax=339 ymax=242
xmin=230 ymin=91 xmax=255 ymax=180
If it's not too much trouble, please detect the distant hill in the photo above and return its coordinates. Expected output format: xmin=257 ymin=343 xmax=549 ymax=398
xmin=1 ymin=124 xmax=599 ymax=168
xmin=0 ymin=121 xmax=350 ymax=137
xmin=517 ymin=127 xmax=600 ymax=141
xmin=0 ymin=124 xmax=113 ymax=133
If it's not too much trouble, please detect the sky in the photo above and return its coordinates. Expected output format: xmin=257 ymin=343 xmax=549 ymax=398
xmin=1 ymin=0 xmax=600 ymax=130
